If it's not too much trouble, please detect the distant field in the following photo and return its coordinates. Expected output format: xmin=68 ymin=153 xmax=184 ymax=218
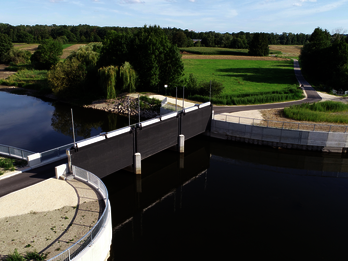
xmin=269 ymin=45 xmax=302 ymax=58
xmin=180 ymin=47 xmax=249 ymax=56
xmin=12 ymin=43 xmax=84 ymax=59
xmin=183 ymin=59 xmax=298 ymax=96
xmin=13 ymin=43 xmax=39 ymax=53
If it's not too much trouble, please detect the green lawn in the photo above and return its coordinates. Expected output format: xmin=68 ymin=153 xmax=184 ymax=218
xmin=183 ymin=59 xmax=298 ymax=96
xmin=180 ymin=47 xmax=249 ymax=56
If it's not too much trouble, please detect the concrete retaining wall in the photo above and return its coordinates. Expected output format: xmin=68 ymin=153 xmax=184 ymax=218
xmin=211 ymin=119 xmax=348 ymax=153
xmin=74 ymin=200 xmax=112 ymax=261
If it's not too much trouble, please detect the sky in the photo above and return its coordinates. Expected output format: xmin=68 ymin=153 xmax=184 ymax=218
xmin=1 ymin=0 xmax=348 ymax=34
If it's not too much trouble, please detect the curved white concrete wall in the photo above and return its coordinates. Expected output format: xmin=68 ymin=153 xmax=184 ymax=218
xmin=74 ymin=200 xmax=112 ymax=261
xmin=211 ymin=119 xmax=348 ymax=153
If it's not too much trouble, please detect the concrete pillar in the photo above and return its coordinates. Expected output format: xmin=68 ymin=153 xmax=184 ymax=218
xmin=66 ymin=149 xmax=72 ymax=174
xmin=135 ymin=152 xmax=141 ymax=175
xmin=179 ymin=134 xmax=185 ymax=153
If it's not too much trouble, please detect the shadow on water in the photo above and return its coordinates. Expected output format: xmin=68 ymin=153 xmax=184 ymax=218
xmin=106 ymin=136 xmax=348 ymax=261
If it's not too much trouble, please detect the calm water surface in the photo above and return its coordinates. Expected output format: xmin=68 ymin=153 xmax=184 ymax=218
xmin=2 ymin=92 xmax=348 ymax=260
xmin=0 ymin=92 xmax=135 ymax=152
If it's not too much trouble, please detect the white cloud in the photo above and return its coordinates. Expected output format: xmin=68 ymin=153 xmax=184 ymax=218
xmin=189 ymin=0 xmax=195 ymax=2
xmin=120 ymin=0 xmax=145 ymax=4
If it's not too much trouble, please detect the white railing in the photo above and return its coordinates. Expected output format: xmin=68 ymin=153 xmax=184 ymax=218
xmin=40 ymin=143 xmax=73 ymax=162
xmin=48 ymin=165 xmax=109 ymax=261
xmin=0 ymin=144 xmax=34 ymax=161
xmin=214 ymin=114 xmax=348 ymax=133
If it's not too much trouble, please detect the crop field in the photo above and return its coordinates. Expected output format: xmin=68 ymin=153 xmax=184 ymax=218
xmin=269 ymin=45 xmax=303 ymax=58
xmin=60 ymin=44 xmax=86 ymax=59
xmin=13 ymin=43 xmax=39 ymax=53
xmin=182 ymin=59 xmax=298 ymax=96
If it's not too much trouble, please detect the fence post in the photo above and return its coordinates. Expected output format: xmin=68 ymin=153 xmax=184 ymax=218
xmin=21 ymin=150 xmax=24 ymax=159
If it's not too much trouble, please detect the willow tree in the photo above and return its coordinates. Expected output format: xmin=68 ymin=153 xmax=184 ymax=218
xmin=98 ymin=66 xmax=117 ymax=99
xmin=98 ymin=62 xmax=137 ymax=99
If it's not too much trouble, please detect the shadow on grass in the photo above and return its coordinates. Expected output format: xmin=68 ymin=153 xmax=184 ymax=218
xmin=216 ymin=67 xmax=297 ymax=85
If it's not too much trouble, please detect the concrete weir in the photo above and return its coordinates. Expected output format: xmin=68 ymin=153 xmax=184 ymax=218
xmin=210 ymin=119 xmax=348 ymax=153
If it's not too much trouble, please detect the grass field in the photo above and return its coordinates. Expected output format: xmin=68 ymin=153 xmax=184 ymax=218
xmin=284 ymin=101 xmax=348 ymax=123
xmin=183 ymin=59 xmax=298 ymax=96
xmin=180 ymin=47 xmax=249 ymax=56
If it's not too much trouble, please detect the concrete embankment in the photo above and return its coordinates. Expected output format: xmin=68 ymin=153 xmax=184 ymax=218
xmin=210 ymin=119 xmax=348 ymax=153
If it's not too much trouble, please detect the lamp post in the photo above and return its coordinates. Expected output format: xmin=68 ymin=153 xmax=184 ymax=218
xmin=164 ymin=84 xmax=168 ymax=96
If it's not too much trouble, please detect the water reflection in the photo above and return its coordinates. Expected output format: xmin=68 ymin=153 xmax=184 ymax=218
xmin=107 ymin=137 xmax=348 ymax=261
xmin=0 ymin=92 xmax=135 ymax=152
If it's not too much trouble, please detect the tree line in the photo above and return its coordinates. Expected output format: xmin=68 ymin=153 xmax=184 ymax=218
xmin=0 ymin=23 xmax=312 ymax=48
xmin=300 ymin=27 xmax=348 ymax=91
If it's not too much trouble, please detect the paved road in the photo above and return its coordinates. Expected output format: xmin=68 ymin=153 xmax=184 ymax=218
xmin=213 ymin=60 xmax=322 ymax=114
xmin=0 ymin=159 xmax=67 ymax=198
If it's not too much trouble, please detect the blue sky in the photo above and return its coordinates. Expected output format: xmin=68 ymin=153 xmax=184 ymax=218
xmin=2 ymin=0 xmax=348 ymax=34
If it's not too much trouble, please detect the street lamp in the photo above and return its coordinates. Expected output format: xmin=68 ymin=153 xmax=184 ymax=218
xmin=164 ymin=84 xmax=168 ymax=96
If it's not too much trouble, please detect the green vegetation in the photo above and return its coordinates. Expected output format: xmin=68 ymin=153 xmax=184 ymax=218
xmin=0 ymin=69 xmax=50 ymax=94
xmin=300 ymin=27 xmax=348 ymax=91
xmin=0 ymin=33 xmax=13 ymax=62
xmin=99 ymin=25 xmax=184 ymax=93
xmin=139 ymin=96 xmax=161 ymax=112
xmin=31 ymin=39 xmax=63 ymax=70
xmin=248 ymin=33 xmax=269 ymax=56
xmin=179 ymin=47 xmax=248 ymax=55
xmin=181 ymin=59 xmax=302 ymax=105
xmin=62 ymin=43 xmax=74 ymax=49
xmin=284 ymin=101 xmax=348 ymax=123
xmin=0 ymin=157 xmax=16 ymax=172
xmin=4 ymin=249 xmax=47 ymax=261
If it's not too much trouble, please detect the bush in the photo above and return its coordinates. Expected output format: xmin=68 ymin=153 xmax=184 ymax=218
xmin=31 ymin=39 xmax=63 ymax=70
xmin=1 ymin=48 xmax=31 ymax=65
xmin=0 ymin=33 xmax=13 ymax=62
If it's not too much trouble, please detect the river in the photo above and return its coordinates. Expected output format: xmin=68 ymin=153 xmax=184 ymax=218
xmin=1 ymin=91 xmax=348 ymax=260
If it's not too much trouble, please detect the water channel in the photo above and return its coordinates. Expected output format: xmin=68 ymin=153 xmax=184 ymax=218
xmin=1 ymin=91 xmax=348 ymax=260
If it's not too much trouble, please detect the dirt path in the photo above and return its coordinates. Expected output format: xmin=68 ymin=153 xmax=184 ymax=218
xmin=0 ymin=64 xmax=16 ymax=80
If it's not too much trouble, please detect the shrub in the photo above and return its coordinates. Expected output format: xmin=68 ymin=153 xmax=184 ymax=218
xmin=1 ymin=48 xmax=31 ymax=65
xmin=31 ymin=39 xmax=63 ymax=70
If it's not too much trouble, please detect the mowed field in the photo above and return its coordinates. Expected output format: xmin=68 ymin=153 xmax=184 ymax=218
xmin=269 ymin=45 xmax=302 ymax=58
xmin=182 ymin=59 xmax=298 ymax=96
xmin=13 ymin=43 xmax=85 ymax=59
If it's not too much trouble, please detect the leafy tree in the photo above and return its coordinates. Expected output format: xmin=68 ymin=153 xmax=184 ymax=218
xmin=99 ymin=25 xmax=184 ymax=94
xmin=172 ymin=31 xmax=187 ymax=47
xmin=31 ymin=38 xmax=63 ymax=70
xmin=0 ymin=33 xmax=13 ymax=62
xmin=248 ymin=33 xmax=269 ymax=56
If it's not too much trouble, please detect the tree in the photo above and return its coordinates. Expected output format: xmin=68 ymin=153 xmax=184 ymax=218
xmin=248 ymin=33 xmax=269 ymax=56
xmin=99 ymin=25 xmax=184 ymax=93
xmin=31 ymin=38 xmax=63 ymax=70
xmin=172 ymin=31 xmax=187 ymax=47
xmin=0 ymin=33 xmax=13 ymax=62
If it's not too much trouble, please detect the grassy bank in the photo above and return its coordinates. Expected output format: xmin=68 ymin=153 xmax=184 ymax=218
xmin=283 ymin=101 xmax=348 ymax=123
xmin=182 ymin=59 xmax=303 ymax=105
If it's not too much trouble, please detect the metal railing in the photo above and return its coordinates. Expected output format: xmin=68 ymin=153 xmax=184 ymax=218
xmin=0 ymin=144 xmax=35 ymax=160
xmin=48 ymin=165 xmax=109 ymax=261
xmin=40 ymin=143 xmax=73 ymax=162
xmin=214 ymin=114 xmax=348 ymax=133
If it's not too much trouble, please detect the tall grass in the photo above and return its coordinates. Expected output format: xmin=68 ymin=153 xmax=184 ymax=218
xmin=283 ymin=101 xmax=348 ymax=123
